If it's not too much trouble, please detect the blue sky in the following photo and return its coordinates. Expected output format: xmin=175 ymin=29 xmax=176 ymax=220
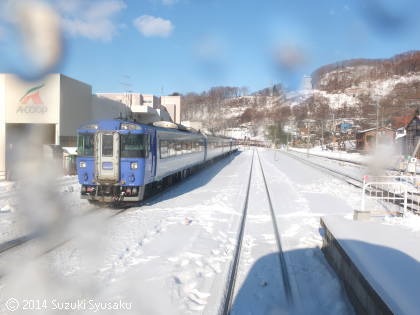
xmin=1 ymin=0 xmax=420 ymax=94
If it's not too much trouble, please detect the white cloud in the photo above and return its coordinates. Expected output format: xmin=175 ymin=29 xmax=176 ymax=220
xmin=61 ymin=19 xmax=117 ymax=41
xmin=133 ymin=15 xmax=173 ymax=38
xmin=56 ymin=0 xmax=126 ymax=41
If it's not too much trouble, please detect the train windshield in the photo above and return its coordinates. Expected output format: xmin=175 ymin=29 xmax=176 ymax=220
xmin=77 ymin=133 xmax=94 ymax=157
xmin=121 ymin=134 xmax=149 ymax=158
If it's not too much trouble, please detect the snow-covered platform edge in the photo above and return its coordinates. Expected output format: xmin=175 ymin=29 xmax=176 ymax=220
xmin=320 ymin=217 xmax=392 ymax=315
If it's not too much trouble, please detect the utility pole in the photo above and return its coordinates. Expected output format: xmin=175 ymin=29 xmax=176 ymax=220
xmin=306 ymin=120 xmax=310 ymax=158
xmin=120 ymin=75 xmax=132 ymax=119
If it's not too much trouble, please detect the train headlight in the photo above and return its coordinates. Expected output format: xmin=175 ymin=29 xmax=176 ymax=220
xmin=80 ymin=161 xmax=87 ymax=168
xmin=130 ymin=162 xmax=138 ymax=169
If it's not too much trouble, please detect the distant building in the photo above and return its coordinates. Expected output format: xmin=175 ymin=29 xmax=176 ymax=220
xmin=97 ymin=93 xmax=181 ymax=124
xmin=301 ymin=75 xmax=312 ymax=91
xmin=405 ymin=114 xmax=420 ymax=157
xmin=161 ymin=95 xmax=181 ymax=124
xmin=390 ymin=115 xmax=412 ymax=129
xmin=337 ymin=122 xmax=353 ymax=134
xmin=356 ymin=127 xmax=395 ymax=152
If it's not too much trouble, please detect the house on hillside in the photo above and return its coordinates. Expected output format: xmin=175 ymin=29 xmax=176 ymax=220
xmin=405 ymin=114 xmax=420 ymax=157
xmin=389 ymin=113 xmax=420 ymax=157
xmin=390 ymin=115 xmax=412 ymax=130
xmin=356 ymin=127 xmax=395 ymax=152
xmin=336 ymin=122 xmax=353 ymax=134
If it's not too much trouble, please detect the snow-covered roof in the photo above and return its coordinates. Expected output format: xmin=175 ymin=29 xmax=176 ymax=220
xmin=357 ymin=127 xmax=394 ymax=134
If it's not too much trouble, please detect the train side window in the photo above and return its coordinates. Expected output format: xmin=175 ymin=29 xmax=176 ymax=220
xmin=120 ymin=134 xmax=148 ymax=158
xmin=176 ymin=142 xmax=182 ymax=155
xmin=160 ymin=140 xmax=168 ymax=158
xmin=77 ymin=133 xmax=94 ymax=157
xmin=168 ymin=141 xmax=175 ymax=157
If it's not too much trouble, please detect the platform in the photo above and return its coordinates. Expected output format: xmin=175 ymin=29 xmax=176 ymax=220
xmin=321 ymin=215 xmax=420 ymax=315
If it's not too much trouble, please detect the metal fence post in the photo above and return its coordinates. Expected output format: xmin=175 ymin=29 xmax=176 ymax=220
xmin=361 ymin=176 xmax=366 ymax=212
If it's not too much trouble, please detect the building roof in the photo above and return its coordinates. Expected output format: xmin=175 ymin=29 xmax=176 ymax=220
xmin=357 ymin=127 xmax=395 ymax=134
xmin=390 ymin=115 xmax=414 ymax=129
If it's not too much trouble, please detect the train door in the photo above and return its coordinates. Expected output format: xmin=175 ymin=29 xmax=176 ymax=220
xmin=151 ymin=132 xmax=157 ymax=177
xmin=204 ymin=136 xmax=208 ymax=160
xmin=95 ymin=132 xmax=120 ymax=182
xmin=143 ymin=133 xmax=155 ymax=182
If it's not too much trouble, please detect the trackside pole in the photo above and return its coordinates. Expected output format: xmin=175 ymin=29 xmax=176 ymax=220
xmin=361 ymin=176 xmax=367 ymax=212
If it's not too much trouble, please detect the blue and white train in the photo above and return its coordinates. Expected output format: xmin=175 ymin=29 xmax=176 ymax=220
xmin=76 ymin=119 xmax=237 ymax=203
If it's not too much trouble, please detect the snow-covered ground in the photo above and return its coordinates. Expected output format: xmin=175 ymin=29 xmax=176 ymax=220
xmin=0 ymin=148 xmax=390 ymax=314
xmin=287 ymin=146 xmax=417 ymax=177
xmin=289 ymin=147 xmax=368 ymax=164
xmin=0 ymin=176 xmax=82 ymax=245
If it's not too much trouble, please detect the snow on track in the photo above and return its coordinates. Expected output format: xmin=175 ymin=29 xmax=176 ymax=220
xmin=231 ymin=150 xmax=289 ymax=315
xmin=254 ymin=149 xmax=357 ymax=314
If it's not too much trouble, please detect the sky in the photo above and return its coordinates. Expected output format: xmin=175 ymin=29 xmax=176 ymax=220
xmin=1 ymin=0 xmax=420 ymax=95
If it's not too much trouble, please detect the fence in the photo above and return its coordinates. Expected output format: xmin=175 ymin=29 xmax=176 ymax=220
xmin=63 ymin=155 xmax=77 ymax=175
xmin=361 ymin=175 xmax=420 ymax=215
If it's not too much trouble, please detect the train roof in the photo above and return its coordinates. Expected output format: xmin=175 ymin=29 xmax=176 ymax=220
xmin=77 ymin=119 xmax=201 ymax=135
xmin=77 ymin=119 xmax=237 ymax=141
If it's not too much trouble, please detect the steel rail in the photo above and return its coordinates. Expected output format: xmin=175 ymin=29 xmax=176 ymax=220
xmin=221 ymin=150 xmax=254 ymax=315
xmin=281 ymin=150 xmax=420 ymax=214
xmin=256 ymin=150 xmax=293 ymax=305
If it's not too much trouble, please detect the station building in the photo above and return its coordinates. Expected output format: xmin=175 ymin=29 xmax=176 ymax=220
xmin=0 ymin=73 xmax=182 ymax=179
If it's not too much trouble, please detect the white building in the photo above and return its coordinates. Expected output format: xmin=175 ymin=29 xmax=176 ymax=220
xmin=0 ymin=74 xmax=129 ymax=179
xmin=301 ymin=75 xmax=313 ymax=91
xmin=97 ymin=93 xmax=181 ymax=124
xmin=161 ymin=95 xmax=181 ymax=124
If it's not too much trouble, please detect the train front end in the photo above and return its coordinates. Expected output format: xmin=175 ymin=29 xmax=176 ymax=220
xmin=76 ymin=120 xmax=152 ymax=203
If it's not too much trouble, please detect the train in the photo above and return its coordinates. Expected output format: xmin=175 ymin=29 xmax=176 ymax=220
xmin=76 ymin=119 xmax=238 ymax=203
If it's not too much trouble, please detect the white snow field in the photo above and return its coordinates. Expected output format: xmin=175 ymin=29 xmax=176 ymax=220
xmin=0 ymin=149 xmax=365 ymax=314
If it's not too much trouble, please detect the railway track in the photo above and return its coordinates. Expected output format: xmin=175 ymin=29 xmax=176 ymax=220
xmin=282 ymin=150 xmax=420 ymax=214
xmin=221 ymin=150 xmax=293 ymax=314
xmin=288 ymin=149 xmax=420 ymax=179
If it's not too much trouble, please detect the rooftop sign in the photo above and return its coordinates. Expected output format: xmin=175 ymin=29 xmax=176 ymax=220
xmin=16 ymin=84 xmax=48 ymax=114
